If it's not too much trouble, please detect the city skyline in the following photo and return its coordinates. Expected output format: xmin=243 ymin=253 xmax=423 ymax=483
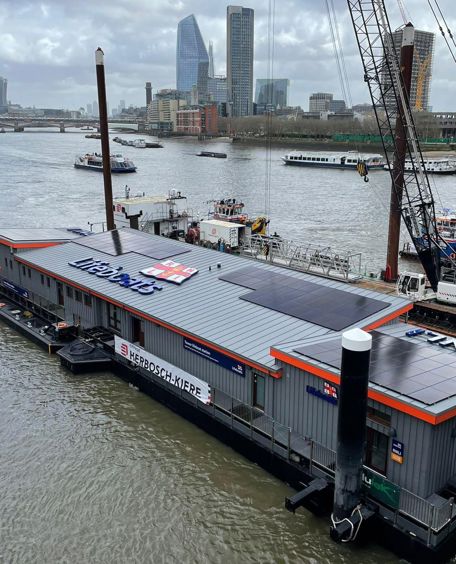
xmin=0 ymin=0 xmax=455 ymax=111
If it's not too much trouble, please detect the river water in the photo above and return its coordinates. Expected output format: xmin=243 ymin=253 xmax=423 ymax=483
xmin=0 ymin=130 xmax=453 ymax=563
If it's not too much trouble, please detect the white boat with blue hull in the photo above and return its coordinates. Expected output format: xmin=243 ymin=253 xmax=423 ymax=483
xmin=74 ymin=153 xmax=137 ymax=173
xmin=282 ymin=150 xmax=385 ymax=170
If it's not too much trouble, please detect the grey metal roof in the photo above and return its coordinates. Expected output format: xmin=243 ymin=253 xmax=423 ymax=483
xmin=0 ymin=228 xmax=86 ymax=244
xmin=17 ymin=228 xmax=410 ymax=371
xmin=277 ymin=322 xmax=456 ymax=416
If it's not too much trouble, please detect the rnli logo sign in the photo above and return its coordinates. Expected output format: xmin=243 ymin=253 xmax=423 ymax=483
xmin=140 ymin=260 xmax=198 ymax=285
xmin=120 ymin=342 xmax=129 ymax=356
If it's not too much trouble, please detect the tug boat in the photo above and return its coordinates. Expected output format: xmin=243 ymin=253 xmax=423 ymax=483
xmin=74 ymin=153 xmax=137 ymax=173
xmin=281 ymin=150 xmax=385 ymax=170
xmin=209 ymin=198 xmax=269 ymax=235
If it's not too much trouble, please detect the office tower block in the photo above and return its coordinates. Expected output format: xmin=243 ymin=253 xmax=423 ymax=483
xmin=227 ymin=6 xmax=254 ymax=117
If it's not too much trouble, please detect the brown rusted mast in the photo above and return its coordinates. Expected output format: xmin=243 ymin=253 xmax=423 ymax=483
xmin=385 ymin=23 xmax=415 ymax=282
xmin=95 ymin=47 xmax=114 ymax=231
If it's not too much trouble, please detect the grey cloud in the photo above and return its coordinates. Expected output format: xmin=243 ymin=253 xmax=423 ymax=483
xmin=0 ymin=0 xmax=454 ymax=110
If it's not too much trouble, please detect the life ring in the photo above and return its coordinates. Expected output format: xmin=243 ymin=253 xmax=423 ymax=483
xmin=57 ymin=322 xmax=67 ymax=329
xmin=450 ymin=253 xmax=456 ymax=260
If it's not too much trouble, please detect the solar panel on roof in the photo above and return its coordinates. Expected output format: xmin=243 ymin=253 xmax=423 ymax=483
xmin=294 ymin=331 xmax=456 ymax=405
xmin=75 ymin=229 xmax=190 ymax=259
xmin=220 ymin=267 xmax=388 ymax=331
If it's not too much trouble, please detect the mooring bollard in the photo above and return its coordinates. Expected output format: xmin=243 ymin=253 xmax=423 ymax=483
xmin=330 ymin=328 xmax=372 ymax=542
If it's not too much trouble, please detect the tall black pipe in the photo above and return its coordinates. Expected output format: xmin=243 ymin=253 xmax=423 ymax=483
xmin=95 ymin=47 xmax=114 ymax=231
xmin=331 ymin=328 xmax=372 ymax=529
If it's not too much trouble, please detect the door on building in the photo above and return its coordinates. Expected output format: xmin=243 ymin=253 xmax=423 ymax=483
xmin=154 ymin=222 xmax=160 ymax=235
xmin=132 ymin=317 xmax=144 ymax=347
xmin=365 ymin=427 xmax=389 ymax=475
xmin=252 ymin=373 xmax=265 ymax=411
xmin=57 ymin=282 xmax=64 ymax=306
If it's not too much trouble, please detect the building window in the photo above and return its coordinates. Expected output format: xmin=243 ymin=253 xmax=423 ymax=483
xmin=75 ymin=290 xmax=82 ymax=302
xmin=365 ymin=427 xmax=389 ymax=475
xmin=28 ymin=268 xmax=31 ymax=279
xmin=367 ymin=406 xmax=391 ymax=427
xmin=83 ymin=293 xmax=92 ymax=307
xmin=108 ymin=303 xmax=121 ymax=332
xmin=66 ymin=286 xmax=73 ymax=299
xmin=4 ymin=257 xmax=7 ymax=268
xmin=41 ymin=274 xmax=44 ymax=285
xmin=9 ymin=259 xmax=12 ymax=269
xmin=22 ymin=266 xmax=26 ymax=276
xmin=47 ymin=277 xmax=50 ymax=287
xmin=253 ymin=373 xmax=266 ymax=411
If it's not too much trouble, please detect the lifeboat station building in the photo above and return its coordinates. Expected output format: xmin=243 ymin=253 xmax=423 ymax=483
xmin=1 ymin=227 xmax=456 ymax=559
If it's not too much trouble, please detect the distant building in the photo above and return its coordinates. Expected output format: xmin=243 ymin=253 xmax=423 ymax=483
xmin=329 ymin=99 xmax=346 ymax=112
xmin=433 ymin=113 xmax=456 ymax=139
xmin=176 ymin=14 xmax=209 ymax=102
xmin=208 ymin=76 xmax=227 ymax=116
xmin=176 ymin=104 xmax=218 ymax=135
xmin=145 ymin=82 xmax=152 ymax=106
xmin=255 ymin=79 xmax=289 ymax=111
xmin=309 ymin=92 xmax=333 ymax=112
xmin=208 ymin=41 xmax=215 ymax=78
xmin=352 ymin=103 xmax=373 ymax=114
xmin=92 ymin=100 xmax=99 ymax=117
xmin=86 ymin=103 xmax=92 ymax=116
xmin=0 ymin=76 xmax=7 ymax=112
xmin=147 ymin=96 xmax=187 ymax=132
xmin=227 ymin=5 xmax=254 ymax=117
xmin=383 ymin=26 xmax=435 ymax=111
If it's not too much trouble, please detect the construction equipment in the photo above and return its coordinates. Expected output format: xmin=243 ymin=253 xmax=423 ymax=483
xmin=347 ymin=1 xmax=456 ymax=308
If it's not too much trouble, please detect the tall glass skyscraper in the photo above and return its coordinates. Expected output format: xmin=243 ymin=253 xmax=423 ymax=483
xmin=176 ymin=14 xmax=209 ymax=101
xmin=227 ymin=6 xmax=254 ymax=117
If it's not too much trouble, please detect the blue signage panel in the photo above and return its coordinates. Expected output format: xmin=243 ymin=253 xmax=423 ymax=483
xmin=306 ymin=384 xmax=337 ymax=406
xmin=391 ymin=439 xmax=404 ymax=464
xmin=183 ymin=337 xmax=245 ymax=377
xmin=2 ymin=279 xmax=29 ymax=299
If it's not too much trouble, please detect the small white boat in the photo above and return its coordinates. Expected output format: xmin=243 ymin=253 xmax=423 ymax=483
xmin=74 ymin=153 xmax=137 ymax=173
xmin=281 ymin=150 xmax=385 ymax=169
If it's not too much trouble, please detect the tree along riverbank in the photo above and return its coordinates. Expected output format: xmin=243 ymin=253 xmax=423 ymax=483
xmin=231 ymin=136 xmax=456 ymax=154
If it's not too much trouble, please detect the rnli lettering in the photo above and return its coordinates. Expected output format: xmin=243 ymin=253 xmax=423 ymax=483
xmin=69 ymin=257 xmax=163 ymax=295
xmin=114 ymin=336 xmax=210 ymax=404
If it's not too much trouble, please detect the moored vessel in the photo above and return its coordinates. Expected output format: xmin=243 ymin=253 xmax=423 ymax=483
xmin=384 ymin=157 xmax=456 ymax=174
xmin=74 ymin=153 xmax=137 ymax=173
xmin=197 ymin=151 xmax=227 ymax=158
xmin=282 ymin=150 xmax=385 ymax=169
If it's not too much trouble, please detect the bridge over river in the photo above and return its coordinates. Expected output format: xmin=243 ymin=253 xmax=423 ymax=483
xmin=0 ymin=117 xmax=143 ymax=132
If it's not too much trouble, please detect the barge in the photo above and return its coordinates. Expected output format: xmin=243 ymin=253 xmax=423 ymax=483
xmin=2 ymin=227 xmax=456 ymax=562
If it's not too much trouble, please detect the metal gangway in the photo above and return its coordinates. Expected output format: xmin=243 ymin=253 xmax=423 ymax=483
xmin=239 ymin=234 xmax=363 ymax=281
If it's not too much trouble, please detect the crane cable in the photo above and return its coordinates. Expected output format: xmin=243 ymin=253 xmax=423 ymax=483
xmin=325 ymin=0 xmax=351 ymax=108
xmin=427 ymin=0 xmax=456 ymax=64
xmin=264 ymin=0 xmax=276 ymax=233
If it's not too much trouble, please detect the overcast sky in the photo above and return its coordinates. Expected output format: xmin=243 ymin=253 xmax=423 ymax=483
xmin=1 ymin=0 xmax=454 ymax=111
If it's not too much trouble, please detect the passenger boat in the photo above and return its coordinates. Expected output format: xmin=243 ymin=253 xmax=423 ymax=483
xmin=85 ymin=133 xmax=101 ymax=139
xmin=74 ymin=153 xmax=137 ymax=173
xmin=197 ymin=151 xmax=227 ymax=158
xmin=281 ymin=150 xmax=385 ymax=169
xmin=133 ymin=139 xmax=147 ymax=148
xmin=384 ymin=157 xmax=456 ymax=174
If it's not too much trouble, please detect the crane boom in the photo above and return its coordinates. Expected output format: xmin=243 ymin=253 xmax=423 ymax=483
xmin=346 ymin=0 xmax=441 ymax=290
